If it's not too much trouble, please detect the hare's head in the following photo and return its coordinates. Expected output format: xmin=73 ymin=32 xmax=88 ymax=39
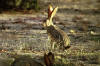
xmin=43 ymin=5 xmax=58 ymax=28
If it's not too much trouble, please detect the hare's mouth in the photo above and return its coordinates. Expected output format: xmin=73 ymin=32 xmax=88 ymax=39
xmin=42 ymin=23 xmax=47 ymax=28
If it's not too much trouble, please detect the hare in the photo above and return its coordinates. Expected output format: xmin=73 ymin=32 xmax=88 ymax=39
xmin=43 ymin=5 xmax=71 ymax=51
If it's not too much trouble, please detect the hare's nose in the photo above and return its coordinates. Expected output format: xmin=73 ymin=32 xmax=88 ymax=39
xmin=42 ymin=22 xmax=44 ymax=26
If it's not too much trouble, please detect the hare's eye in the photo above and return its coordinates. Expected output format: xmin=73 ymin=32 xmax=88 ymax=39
xmin=43 ymin=20 xmax=46 ymax=22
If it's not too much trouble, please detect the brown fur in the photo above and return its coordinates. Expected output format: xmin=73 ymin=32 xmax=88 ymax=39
xmin=43 ymin=5 xmax=71 ymax=50
xmin=44 ymin=52 xmax=54 ymax=66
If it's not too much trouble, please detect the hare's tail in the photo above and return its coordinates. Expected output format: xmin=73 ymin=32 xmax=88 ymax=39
xmin=64 ymin=45 xmax=71 ymax=50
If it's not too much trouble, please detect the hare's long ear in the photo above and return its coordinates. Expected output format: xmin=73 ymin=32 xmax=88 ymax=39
xmin=50 ymin=6 xmax=58 ymax=20
xmin=48 ymin=5 xmax=58 ymax=20
xmin=48 ymin=5 xmax=53 ymax=18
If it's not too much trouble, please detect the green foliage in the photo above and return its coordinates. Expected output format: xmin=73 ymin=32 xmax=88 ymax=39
xmin=0 ymin=0 xmax=39 ymax=11
xmin=90 ymin=35 xmax=100 ymax=42
xmin=15 ymin=0 xmax=22 ymax=7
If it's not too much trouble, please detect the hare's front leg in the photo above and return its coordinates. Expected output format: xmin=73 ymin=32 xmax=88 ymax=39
xmin=48 ymin=36 xmax=55 ymax=51
xmin=48 ymin=37 xmax=54 ymax=51
xmin=51 ymin=42 xmax=55 ymax=50
xmin=50 ymin=40 xmax=55 ymax=51
xmin=50 ymin=41 xmax=53 ymax=51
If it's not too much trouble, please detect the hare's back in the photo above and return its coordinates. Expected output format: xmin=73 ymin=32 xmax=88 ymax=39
xmin=55 ymin=26 xmax=71 ymax=45
xmin=47 ymin=26 xmax=63 ymax=41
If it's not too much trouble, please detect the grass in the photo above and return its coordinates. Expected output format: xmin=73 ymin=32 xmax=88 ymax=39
xmin=0 ymin=35 xmax=100 ymax=66
xmin=0 ymin=29 xmax=100 ymax=66
xmin=51 ymin=40 xmax=100 ymax=66
xmin=89 ymin=35 xmax=100 ymax=42
xmin=54 ymin=51 xmax=100 ymax=66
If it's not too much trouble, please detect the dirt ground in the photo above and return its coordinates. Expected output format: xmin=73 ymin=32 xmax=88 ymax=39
xmin=0 ymin=9 xmax=100 ymax=66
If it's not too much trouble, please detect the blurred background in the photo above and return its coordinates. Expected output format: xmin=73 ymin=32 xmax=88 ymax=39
xmin=0 ymin=0 xmax=100 ymax=11
xmin=0 ymin=0 xmax=100 ymax=66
